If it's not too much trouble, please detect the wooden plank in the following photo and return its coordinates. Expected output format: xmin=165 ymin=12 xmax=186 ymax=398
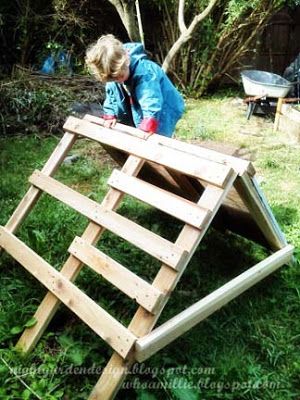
xmin=0 ymin=227 xmax=136 ymax=358
xmin=17 ymin=155 xmax=145 ymax=354
xmin=149 ymin=133 xmax=255 ymax=176
xmin=68 ymin=236 xmax=164 ymax=314
xmin=108 ymin=169 xmax=210 ymax=228
xmin=273 ymin=97 xmax=283 ymax=132
xmin=234 ymin=173 xmax=287 ymax=250
xmin=3 ymin=132 xmax=77 ymax=236
xmin=83 ymin=114 xmax=151 ymax=140
xmin=88 ymin=170 xmax=238 ymax=400
xmin=135 ymin=244 xmax=294 ymax=361
xmin=63 ymin=116 xmax=234 ymax=188
xmin=29 ymin=170 xmax=188 ymax=269
xmin=84 ymin=114 xmax=254 ymax=177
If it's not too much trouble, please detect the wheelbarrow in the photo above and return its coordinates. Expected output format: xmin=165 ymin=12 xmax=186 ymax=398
xmin=241 ymin=70 xmax=293 ymax=120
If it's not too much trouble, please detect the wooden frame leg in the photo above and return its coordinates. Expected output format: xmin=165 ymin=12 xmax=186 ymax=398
xmin=273 ymin=97 xmax=283 ymax=132
xmin=135 ymin=245 xmax=294 ymax=361
xmin=2 ymin=132 xmax=77 ymax=237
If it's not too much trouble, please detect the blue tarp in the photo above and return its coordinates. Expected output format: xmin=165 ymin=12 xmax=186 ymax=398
xmin=40 ymin=50 xmax=72 ymax=75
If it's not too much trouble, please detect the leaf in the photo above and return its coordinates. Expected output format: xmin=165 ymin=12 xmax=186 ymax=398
xmin=10 ymin=326 xmax=23 ymax=335
xmin=58 ymin=334 xmax=74 ymax=349
xmin=22 ymin=389 xmax=32 ymax=400
xmin=0 ymin=364 xmax=8 ymax=374
xmin=68 ymin=348 xmax=85 ymax=366
xmin=24 ymin=317 xmax=37 ymax=328
xmin=169 ymin=377 xmax=199 ymax=400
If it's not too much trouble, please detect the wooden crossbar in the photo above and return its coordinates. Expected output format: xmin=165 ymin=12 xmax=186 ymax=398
xmin=0 ymin=227 xmax=137 ymax=358
xmin=68 ymin=236 xmax=164 ymax=314
xmin=63 ymin=116 xmax=233 ymax=188
xmin=84 ymin=114 xmax=201 ymax=202
xmin=84 ymin=114 xmax=151 ymax=140
xmin=29 ymin=170 xmax=188 ymax=270
xmin=108 ymin=169 xmax=211 ymax=228
xmin=84 ymin=115 xmax=255 ymax=176
xmin=135 ymin=244 xmax=294 ymax=361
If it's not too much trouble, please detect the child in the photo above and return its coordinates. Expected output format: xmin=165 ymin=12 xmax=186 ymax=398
xmin=85 ymin=34 xmax=184 ymax=137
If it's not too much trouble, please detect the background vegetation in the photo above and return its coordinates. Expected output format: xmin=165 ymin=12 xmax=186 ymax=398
xmin=1 ymin=1 xmax=300 ymax=91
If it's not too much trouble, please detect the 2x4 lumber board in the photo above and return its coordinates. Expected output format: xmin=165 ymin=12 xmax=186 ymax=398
xmin=83 ymin=114 xmax=150 ymax=140
xmin=84 ymin=115 xmax=255 ymax=177
xmin=17 ymin=155 xmax=145 ymax=354
xmin=0 ymin=227 xmax=137 ymax=359
xmin=29 ymin=170 xmax=188 ymax=270
xmin=108 ymin=169 xmax=210 ymax=229
xmin=63 ymin=116 xmax=233 ymax=188
xmin=148 ymin=133 xmax=255 ymax=177
xmin=68 ymin=236 xmax=164 ymax=314
xmin=234 ymin=174 xmax=287 ymax=250
xmin=3 ymin=132 xmax=77 ymax=236
xmin=88 ymin=170 xmax=237 ymax=400
xmin=135 ymin=244 xmax=294 ymax=361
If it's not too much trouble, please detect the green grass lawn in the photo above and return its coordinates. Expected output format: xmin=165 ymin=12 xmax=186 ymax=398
xmin=0 ymin=95 xmax=299 ymax=400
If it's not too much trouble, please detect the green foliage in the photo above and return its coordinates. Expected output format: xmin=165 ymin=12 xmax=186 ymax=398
xmin=152 ymin=0 xmax=296 ymax=97
xmin=0 ymin=0 xmax=92 ymax=73
xmin=0 ymin=83 xmax=73 ymax=135
xmin=0 ymin=74 xmax=105 ymax=135
xmin=1 ymin=0 xmax=298 ymax=98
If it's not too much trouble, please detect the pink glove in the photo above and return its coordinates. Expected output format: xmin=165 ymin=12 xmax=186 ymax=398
xmin=139 ymin=117 xmax=158 ymax=134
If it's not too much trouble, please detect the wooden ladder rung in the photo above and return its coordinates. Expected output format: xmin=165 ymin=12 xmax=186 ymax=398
xmin=0 ymin=226 xmax=136 ymax=359
xmin=108 ymin=169 xmax=211 ymax=229
xmin=63 ymin=117 xmax=234 ymax=188
xmin=69 ymin=236 xmax=164 ymax=314
xmin=29 ymin=170 xmax=188 ymax=270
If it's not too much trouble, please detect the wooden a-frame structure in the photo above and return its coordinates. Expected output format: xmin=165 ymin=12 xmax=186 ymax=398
xmin=0 ymin=115 xmax=294 ymax=399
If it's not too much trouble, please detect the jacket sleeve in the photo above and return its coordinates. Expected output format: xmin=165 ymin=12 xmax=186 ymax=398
xmin=134 ymin=63 xmax=163 ymax=132
xmin=103 ymin=83 xmax=117 ymax=118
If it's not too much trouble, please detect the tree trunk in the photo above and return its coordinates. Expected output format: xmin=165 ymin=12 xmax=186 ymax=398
xmin=108 ymin=0 xmax=140 ymax=41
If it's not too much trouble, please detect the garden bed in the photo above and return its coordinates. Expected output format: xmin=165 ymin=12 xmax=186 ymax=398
xmin=278 ymin=103 xmax=300 ymax=142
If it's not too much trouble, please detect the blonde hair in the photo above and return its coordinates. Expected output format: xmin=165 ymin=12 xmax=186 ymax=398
xmin=85 ymin=34 xmax=128 ymax=82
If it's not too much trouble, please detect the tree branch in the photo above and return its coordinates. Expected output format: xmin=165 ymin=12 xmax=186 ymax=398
xmin=163 ymin=0 xmax=219 ymax=72
xmin=178 ymin=0 xmax=187 ymax=33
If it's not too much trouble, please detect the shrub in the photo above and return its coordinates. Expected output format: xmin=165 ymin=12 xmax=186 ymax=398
xmin=0 ymin=72 xmax=105 ymax=136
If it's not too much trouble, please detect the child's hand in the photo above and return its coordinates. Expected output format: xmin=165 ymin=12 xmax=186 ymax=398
xmin=103 ymin=118 xmax=117 ymax=128
xmin=139 ymin=117 xmax=158 ymax=134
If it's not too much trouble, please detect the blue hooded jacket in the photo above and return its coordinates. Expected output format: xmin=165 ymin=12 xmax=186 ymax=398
xmin=103 ymin=43 xmax=185 ymax=137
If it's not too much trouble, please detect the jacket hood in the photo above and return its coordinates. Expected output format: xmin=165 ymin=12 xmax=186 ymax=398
xmin=123 ymin=43 xmax=147 ymax=73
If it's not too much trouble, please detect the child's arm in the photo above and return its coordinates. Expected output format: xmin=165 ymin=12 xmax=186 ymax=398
xmin=134 ymin=68 xmax=163 ymax=134
xmin=102 ymin=84 xmax=117 ymax=127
